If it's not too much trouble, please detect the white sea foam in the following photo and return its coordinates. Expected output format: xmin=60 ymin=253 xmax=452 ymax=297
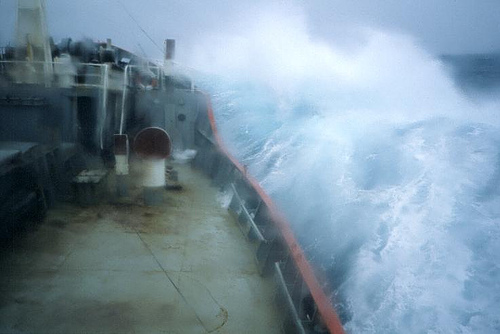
xmin=172 ymin=149 xmax=197 ymax=164
xmin=189 ymin=7 xmax=500 ymax=333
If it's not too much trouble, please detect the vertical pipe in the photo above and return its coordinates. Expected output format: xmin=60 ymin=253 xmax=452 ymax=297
xmin=119 ymin=65 xmax=130 ymax=135
xmin=100 ymin=64 xmax=109 ymax=150
xmin=165 ymin=39 xmax=175 ymax=60
xmin=143 ymin=158 xmax=166 ymax=205
xmin=114 ymin=134 xmax=129 ymax=197
xmin=164 ymin=39 xmax=175 ymax=77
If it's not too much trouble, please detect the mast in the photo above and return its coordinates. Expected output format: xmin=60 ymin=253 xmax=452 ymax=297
xmin=16 ymin=0 xmax=53 ymax=84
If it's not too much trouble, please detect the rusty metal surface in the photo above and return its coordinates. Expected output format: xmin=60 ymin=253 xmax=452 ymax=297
xmin=0 ymin=162 xmax=284 ymax=333
xmin=134 ymin=127 xmax=171 ymax=159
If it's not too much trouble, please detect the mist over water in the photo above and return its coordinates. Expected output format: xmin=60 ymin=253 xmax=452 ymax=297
xmin=189 ymin=11 xmax=500 ymax=333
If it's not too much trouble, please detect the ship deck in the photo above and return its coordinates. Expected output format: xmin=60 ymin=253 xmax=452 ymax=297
xmin=0 ymin=162 xmax=284 ymax=333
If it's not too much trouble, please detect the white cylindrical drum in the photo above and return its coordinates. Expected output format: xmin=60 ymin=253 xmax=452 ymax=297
xmin=134 ymin=127 xmax=171 ymax=205
xmin=143 ymin=158 xmax=166 ymax=188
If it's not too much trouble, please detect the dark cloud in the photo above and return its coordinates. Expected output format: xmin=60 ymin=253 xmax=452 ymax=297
xmin=1 ymin=0 xmax=499 ymax=60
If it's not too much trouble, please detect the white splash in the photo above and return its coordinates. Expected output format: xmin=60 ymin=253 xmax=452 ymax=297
xmin=172 ymin=149 xmax=197 ymax=164
xmin=190 ymin=7 xmax=500 ymax=334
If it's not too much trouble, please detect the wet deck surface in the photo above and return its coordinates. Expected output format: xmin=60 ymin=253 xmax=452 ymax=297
xmin=0 ymin=163 xmax=283 ymax=333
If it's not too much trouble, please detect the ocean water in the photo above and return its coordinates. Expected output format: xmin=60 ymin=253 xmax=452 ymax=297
xmin=189 ymin=13 xmax=500 ymax=333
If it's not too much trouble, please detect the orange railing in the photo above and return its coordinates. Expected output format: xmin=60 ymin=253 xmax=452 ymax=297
xmin=203 ymin=94 xmax=344 ymax=334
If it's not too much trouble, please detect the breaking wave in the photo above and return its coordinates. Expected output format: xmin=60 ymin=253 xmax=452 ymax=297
xmin=189 ymin=9 xmax=500 ymax=333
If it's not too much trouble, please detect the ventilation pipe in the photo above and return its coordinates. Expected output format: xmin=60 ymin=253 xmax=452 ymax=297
xmin=134 ymin=127 xmax=171 ymax=205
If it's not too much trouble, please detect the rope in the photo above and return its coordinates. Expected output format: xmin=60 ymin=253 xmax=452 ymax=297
xmin=115 ymin=0 xmax=163 ymax=54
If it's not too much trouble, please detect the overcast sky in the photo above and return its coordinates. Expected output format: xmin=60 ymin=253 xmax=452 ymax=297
xmin=1 ymin=0 xmax=499 ymax=61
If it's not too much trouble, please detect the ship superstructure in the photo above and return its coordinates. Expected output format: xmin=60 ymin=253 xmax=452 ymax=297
xmin=0 ymin=1 xmax=344 ymax=333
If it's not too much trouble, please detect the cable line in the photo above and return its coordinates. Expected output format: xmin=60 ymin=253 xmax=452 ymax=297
xmin=115 ymin=0 xmax=163 ymax=54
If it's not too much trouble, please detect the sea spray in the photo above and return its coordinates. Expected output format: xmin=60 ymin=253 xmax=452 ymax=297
xmin=188 ymin=9 xmax=500 ymax=333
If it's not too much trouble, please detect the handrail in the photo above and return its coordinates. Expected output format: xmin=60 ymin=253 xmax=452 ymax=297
xmin=119 ymin=65 xmax=130 ymax=135
xmin=0 ymin=60 xmax=186 ymax=91
xmin=230 ymin=182 xmax=266 ymax=243
xmin=0 ymin=60 xmax=106 ymax=66
xmin=0 ymin=59 xmax=55 ymax=87
xmin=0 ymin=60 xmax=106 ymax=88
xmin=202 ymin=93 xmax=345 ymax=334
